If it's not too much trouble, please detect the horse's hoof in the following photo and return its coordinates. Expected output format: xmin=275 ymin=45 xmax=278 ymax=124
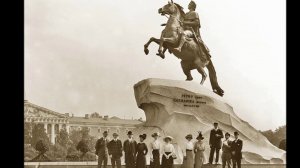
xmin=186 ymin=77 xmax=193 ymax=81
xmin=156 ymin=53 xmax=165 ymax=59
xmin=144 ymin=48 xmax=149 ymax=55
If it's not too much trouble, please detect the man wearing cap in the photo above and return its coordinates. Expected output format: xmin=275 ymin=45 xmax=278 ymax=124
xmin=231 ymin=132 xmax=243 ymax=168
xmin=95 ymin=131 xmax=109 ymax=168
xmin=108 ymin=133 xmax=123 ymax=168
xmin=123 ymin=131 xmax=137 ymax=168
xmin=222 ymin=132 xmax=232 ymax=168
xmin=209 ymin=122 xmax=224 ymax=164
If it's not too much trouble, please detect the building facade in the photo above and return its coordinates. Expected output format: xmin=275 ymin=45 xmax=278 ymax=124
xmin=24 ymin=100 xmax=143 ymax=144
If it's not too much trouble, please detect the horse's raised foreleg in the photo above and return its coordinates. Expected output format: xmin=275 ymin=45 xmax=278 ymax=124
xmin=157 ymin=36 xmax=177 ymax=58
xmin=181 ymin=60 xmax=193 ymax=81
xmin=144 ymin=37 xmax=161 ymax=55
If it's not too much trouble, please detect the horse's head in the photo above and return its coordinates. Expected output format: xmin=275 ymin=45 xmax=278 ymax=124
xmin=158 ymin=0 xmax=178 ymax=16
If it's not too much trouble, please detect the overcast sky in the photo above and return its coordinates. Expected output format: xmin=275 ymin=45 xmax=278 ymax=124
xmin=25 ymin=0 xmax=286 ymax=131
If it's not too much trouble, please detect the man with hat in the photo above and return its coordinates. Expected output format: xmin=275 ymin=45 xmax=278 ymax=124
xmin=95 ymin=131 xmax=109 ymax=168
xmin=231 ymin=132 xmax=243 ymax=168
xmin=222 ymin=132 xmax=232 ymax=168
xmin=123 ymin=131 xmax=137 ymax=168
xmin=108 ymin=133 xmax=123 ymax=168
xmin=209 ymin=122 xmax=224 ymax=164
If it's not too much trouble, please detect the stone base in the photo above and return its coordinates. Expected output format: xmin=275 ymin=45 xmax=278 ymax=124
xmin=133 ymin=78 xmax=285 ymax=164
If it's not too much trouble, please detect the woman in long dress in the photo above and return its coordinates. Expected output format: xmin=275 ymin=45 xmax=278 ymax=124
xmin=182 ymin=134 xmax=194 ymax=168
xmin=194 ymin=132 xmax=205 ymax=168
xmin=136 ymin=134 xmax=148 ymax=168
xmin=161 ymin=136 xmax=175 ymax=168
xmin=150 ymin=132 xmax=161 ymax=168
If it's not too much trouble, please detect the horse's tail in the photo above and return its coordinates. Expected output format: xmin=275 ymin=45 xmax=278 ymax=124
xmin=206 ymin=58 xmax=224 ymax=96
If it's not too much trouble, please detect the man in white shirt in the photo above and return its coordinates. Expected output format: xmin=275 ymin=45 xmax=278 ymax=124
xmin=222 ymin=132 xmax=232 ymax=168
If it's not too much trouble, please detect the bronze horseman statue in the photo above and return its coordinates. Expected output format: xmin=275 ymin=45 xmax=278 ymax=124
xmin=144 ymin=0 xmax=224 ymax=96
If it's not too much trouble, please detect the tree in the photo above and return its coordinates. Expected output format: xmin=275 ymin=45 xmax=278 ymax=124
xmin=56 ymin=128 xmax=70 ymax=147
xmin=31 ymin=123 xmax=50 ymax=147
xmin=69 ymin=127 xmax=90 ymax=146
xmin=279 ymin=139 xmax=286 ymax=151
xmin=81 ymin=127 xmax=90 ymax=139
xmin=260 ymin=125 xmax=286 ymax=147
xmin=90 ymin=112 xmax=100 ymax=118
xmin=31 ymin=140 xmax=50 ymax=161
xmin=77 ymin=139 xmax=89 ymax=160
xmin=47 ymin=144 xmax=68 ymax=161
xmin=24 ymin=122 xmax=33 ymax=144
xmin=35 ymin=140 xmax=49 ymax=154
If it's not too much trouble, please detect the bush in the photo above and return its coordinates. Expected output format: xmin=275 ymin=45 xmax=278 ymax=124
xmin=47 ymin=144 xmax=68 ymax=161
xmin=77 ymin=139 xmax=89 ymax=154
xmin=24 ymin=145 xmax=38 ymax=161
xmin=66 ymin=154 xmax=80 ymax=161
xmin=35 ymin=140 xmax=49 ymax=154
xmin=279 ymin=139 xmax=286 ymax=151
xmin=67 ymin=146 xmax=78 ymax=155
xmin=81 ymin=152 xmax=97 ymax=161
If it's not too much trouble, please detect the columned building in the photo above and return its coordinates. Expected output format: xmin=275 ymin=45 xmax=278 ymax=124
xmin=24 ymin=100 xmax=69 ymax=144
xmin=24 ymin=100 xmax=143 ymax=144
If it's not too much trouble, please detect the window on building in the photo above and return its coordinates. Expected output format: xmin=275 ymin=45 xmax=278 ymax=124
xmin=47 ymin=124 xmax=51 ymax=134
xmin=55 ymin=124 xmax=59 ymax=134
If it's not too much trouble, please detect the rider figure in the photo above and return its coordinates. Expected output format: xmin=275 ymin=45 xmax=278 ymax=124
xmin=174 ymin=0 xmax=210 ymax=63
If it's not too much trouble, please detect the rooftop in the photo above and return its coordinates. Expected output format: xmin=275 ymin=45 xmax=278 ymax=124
xmin=69 ymin=116 xmax=143 ymax=125
xmin=24 ymin=100 xmax=144 ymax=126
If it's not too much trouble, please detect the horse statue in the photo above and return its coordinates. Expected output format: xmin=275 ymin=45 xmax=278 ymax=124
xmin=143 ymin=1 xmax=224 ymax=96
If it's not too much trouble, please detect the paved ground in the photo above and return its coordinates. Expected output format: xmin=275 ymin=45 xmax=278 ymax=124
xmin=24 ymin=162 xmax=286 ymax=168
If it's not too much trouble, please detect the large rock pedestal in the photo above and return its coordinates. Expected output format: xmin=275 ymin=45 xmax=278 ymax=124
xmin=133 ymin=78 xmax=285 ymax=164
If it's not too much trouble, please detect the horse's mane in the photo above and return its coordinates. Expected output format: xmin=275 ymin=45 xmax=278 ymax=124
xmin=174 ymin=3 xmax=185 ymax=20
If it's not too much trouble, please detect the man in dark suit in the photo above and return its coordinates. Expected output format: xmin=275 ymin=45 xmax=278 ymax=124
xmin=108 ymin=133 xmax=123 ymax=168
xmin=123 ymin=131 xmax=137 ymax=168
xmin=231 ymin=131 xmax=243 ymax=168
xmin=95 ymin=131 xmax=109 ymax=168
xmin=209 ymin=122 xmax=224 ymax=164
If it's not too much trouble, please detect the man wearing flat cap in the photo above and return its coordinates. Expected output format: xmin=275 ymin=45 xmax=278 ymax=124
xmin=108 ymin=133 xmax=123 ymax=168
xmin=123 ymin=131 xmax=137 ymax=168
xmin=95 ymin=131 xmax=109 ymax=168
xmin=231 ymin=132 xmax=243 ymax=168
xmin=209 ymin=122 xmax=224 ymax=164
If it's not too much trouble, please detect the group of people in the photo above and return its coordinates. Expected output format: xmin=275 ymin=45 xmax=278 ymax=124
xmin=181 ymin=122 xmax=243 ymax=168
xmin=207 ymin=122 xmax=243 ymax=168
xmin=94 ymin=122 xmax=243 ymax=168
xmin=94 ymin=130 xmax=176 ymax=168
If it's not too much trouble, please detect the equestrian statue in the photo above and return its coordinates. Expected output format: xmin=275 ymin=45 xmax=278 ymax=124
xmin=144 ymin=0 xmax=224 ymax=96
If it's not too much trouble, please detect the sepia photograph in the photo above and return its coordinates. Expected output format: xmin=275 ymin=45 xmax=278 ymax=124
xmin=24 ymin=0 xmax=286 ymax=168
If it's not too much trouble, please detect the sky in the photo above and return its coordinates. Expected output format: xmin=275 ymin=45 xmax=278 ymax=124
xmin=25 ymin=0 xmax=286 ymax=131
